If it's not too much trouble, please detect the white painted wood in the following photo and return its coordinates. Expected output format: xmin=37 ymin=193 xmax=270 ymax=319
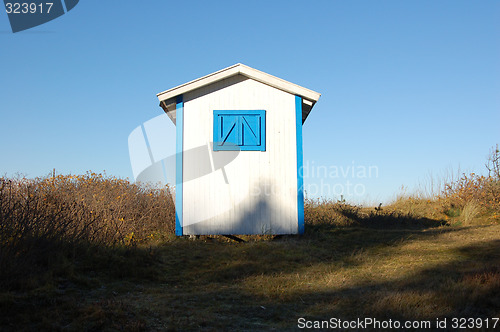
xmin=157 ymin=65 xmax=241 ymax=103
xmin=159 ymin=98 xmax=177 ymax=124
xmin=181 ymin=75 xmax=298 ymax=235
xmin=238 ymin=64 xmax=320 ymax=103
xmin=157 ymin=64 xmax=321 ymax=115
xmin=303 ymin=99 xmax=313 ymax=106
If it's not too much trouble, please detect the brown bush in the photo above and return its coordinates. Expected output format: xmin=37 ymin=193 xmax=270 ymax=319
xmin=0 ymin=172 xmax=175 ymax=289
xmin=442 ymin=172 xmax=500 ymax=213
xmin=441 ymin=144 xmax=500 ymax=213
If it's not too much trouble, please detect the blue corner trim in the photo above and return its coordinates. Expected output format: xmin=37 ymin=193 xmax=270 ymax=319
xmin=295 ymin=95 xmax=305 ymax=234
xmin=175 ymin=95 xmax=183 ymax=236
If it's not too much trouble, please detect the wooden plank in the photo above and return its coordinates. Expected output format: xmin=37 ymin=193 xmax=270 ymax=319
xmin=182 ymin=75 xmax=298 ymax=235
xmin=157 ymin=64 xmax=321 ymax=107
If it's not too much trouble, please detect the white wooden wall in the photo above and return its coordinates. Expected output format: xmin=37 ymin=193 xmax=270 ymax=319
xmin=182 ymin=75 xmax=298 ymax=235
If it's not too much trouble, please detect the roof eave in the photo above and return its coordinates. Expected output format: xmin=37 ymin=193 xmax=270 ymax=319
xmin=156 ymin=63 xmax=321 ymax=103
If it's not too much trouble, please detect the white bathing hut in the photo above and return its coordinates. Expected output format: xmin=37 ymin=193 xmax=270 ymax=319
xmin=157 ymin=64 xmax=320 ymax=235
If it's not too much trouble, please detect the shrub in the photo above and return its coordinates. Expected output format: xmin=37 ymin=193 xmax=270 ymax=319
xmin=442 ymin=172 xmax=499 ymax=213
xmin=439 ymin=144 xmax=500 ymax=221
xmin=485 ymin=144 xmax=500 ymax=180
xmin=0 ymin=172 xmax=175 ymax=289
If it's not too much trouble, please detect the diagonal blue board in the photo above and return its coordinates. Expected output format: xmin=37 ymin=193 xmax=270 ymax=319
xmin=220 ymin=116 xmax=238 ymax=146
xmin=241 ymin=115 xmax=260 ymax=146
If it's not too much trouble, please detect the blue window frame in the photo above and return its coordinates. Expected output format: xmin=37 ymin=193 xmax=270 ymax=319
xmin=213 ymin=110 xmax=266 ymax=151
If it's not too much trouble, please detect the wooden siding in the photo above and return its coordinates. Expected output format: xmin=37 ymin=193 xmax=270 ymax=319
xmin=182 ymin=74 xmax=298 ymax=235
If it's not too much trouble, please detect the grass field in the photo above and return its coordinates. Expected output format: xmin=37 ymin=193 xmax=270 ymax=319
xmin=1 ymin=168 xmax=499 ymax=331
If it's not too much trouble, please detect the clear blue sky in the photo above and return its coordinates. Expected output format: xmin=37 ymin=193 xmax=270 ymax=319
xmin=1 ymin=1 xmax=499 ymax=204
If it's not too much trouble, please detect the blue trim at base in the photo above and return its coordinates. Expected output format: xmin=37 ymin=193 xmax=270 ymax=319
xmin=295 ymin=95 xmax=305 ymax=235
xmin=175 ymin=95 xmax=184 ymax=236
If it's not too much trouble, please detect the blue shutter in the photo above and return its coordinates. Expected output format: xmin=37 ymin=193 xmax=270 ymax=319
xmin=214 ymin=110 xmax=265 ymax=151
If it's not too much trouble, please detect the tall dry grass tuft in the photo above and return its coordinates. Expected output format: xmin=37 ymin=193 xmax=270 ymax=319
xmin=0 ymin=172 xmax=175 ymax=289
xmin=460 ymin=200 xmax=481 ymax=226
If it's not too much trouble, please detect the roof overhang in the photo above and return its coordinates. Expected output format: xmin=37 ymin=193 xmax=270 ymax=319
xmin=157 ymin=63 xmax=321 ymax=124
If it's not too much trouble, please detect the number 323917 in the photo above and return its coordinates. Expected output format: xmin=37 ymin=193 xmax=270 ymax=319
xmin=451 ymin=318 xmax=499 ymax=329
xmin=5 ymin=2 xmax=54 ymax=14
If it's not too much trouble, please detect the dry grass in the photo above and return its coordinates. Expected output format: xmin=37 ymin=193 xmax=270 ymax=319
xmin=0 ymin=168 xmax=499 ymax=331
xmin=0 ymin=172 xmax=175 ymax=290
xmin=3 ymin=224 xmax=497 ymax=331
xmin=460 ymin=200 xmax=482 ymax=226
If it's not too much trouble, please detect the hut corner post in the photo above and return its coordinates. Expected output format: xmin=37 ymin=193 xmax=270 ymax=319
xmin=175 ymin=95 xmax=184 ymax=236
xmin=295 ymin=95 xmax=305 ymax=235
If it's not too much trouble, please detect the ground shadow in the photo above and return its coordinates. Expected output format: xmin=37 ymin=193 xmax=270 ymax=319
xmin=1 ymin=212 xmax=498 ymax=331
